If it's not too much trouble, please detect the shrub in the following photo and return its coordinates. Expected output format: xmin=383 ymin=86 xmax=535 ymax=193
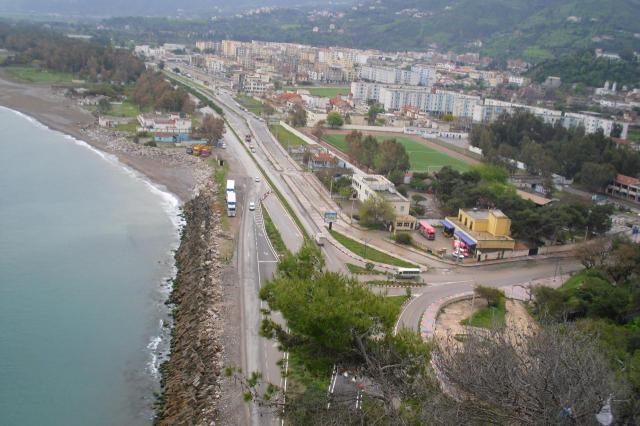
xmin=475 ymin=286 xmax=504 ymax=308
xmin=393 ymin=232 xmax=413 ymax=245
xmin=144 ymin=141 xmax=157 ymax=147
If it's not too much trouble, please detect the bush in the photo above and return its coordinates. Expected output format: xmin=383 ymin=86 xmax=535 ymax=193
xmin=475 ymin=286 xmax=504 ymax=308
xmin=144 ymin=141 xmax=157 ymax=147
xmin=410 ymin=205 xmax=425 ymax=217
xmin=393 ymin=232 xmax=413 ymax=245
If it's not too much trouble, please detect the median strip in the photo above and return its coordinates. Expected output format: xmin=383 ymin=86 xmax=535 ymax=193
xmin=329 ymin=230 xmax=417 ymax=268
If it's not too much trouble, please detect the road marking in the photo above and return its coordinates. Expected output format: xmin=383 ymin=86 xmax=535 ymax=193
xmin=258 ymin=260 xmax=279 ymax=263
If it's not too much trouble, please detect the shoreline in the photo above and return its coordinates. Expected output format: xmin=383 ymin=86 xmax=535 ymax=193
xmin=0 ymin=73 xmax=225 ymax=423
xmin=0 ymin=71 xmax=208 ymax=203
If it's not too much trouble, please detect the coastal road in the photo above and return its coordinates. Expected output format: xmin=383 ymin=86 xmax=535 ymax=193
xmin=172 ymin=66 xmax=583 ymax=339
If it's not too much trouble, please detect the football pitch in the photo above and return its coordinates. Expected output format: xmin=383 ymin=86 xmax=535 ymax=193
xmin=322 ymin=134 xmax=471 ymax=172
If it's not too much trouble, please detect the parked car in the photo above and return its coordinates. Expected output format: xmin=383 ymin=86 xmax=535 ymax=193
xmin=249 ymin=201 xmax=255 ymax=211
xmin=255 ymin=176 xmax=261 ymax=182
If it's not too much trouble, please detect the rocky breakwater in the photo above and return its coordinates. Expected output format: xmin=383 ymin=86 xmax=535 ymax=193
xmin=155 ymin=179 xmax=225 ymax=425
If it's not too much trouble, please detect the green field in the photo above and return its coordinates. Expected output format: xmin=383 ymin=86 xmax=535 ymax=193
xmin=284 ymin=86 xmax=350 ymax=98
xmin=270 ymin=124 xmax=307 ymax=148
xmin=235 ymin=94 xmax=265 ymax=115
xmin=329 ymin=230 xmax=417 ymax=268
xmin=4 ymin=66 xmax=75 ymax=84
xmin=323 ymin=133 xmax=471 ymax=172
xmin=107 ymin=101 xmax=141 ymax=117
xmin=628 ymin=129 xmax=640 ymax=142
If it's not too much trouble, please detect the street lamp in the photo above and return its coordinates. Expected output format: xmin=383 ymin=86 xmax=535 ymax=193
xmin=363 ymin=237 xmax=371 ymax=260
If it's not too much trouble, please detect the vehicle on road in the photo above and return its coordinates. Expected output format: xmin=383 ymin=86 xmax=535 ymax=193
xmin=227 ymin=191 xmax=237 ymax=217
xmin=245 ymin=134 xmax=252 ymax=143
xmin=255 ymin=176 xmax=261 ymax=182
xmin=251 ymin=147 xmax=256 ymax=153
xmin=451 ymin=250 xmax=468 ymax=259
xmin=249 ymin=201 xmax=255 ymax=211
xmin=315 ymin=232 xmax=326 ymax=246
xmin=395 ymin=267 xmax=421 ymax=279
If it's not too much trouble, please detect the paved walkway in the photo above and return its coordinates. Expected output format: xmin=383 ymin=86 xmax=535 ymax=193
xmin=417 ymin=277 xmax=562 ymax=339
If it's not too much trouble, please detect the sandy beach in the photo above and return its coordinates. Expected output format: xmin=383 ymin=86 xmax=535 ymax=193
xmin=0 ymin=71 xmax=208 ymax=202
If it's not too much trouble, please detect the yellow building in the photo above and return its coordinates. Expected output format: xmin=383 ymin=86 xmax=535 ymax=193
xmin=442 ymin=208 xmax=515 ymax=252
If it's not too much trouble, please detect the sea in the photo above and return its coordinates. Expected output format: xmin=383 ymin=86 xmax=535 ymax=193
xmin=0 ymin=107 xmax=181 ymax=426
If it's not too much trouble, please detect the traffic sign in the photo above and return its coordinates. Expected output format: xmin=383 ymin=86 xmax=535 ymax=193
xmin=324 ymin=211 xmax=337 ymax=223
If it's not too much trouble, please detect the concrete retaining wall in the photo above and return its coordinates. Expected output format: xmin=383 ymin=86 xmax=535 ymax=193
xmin=278 ymin=121 xmax=317 ymax=145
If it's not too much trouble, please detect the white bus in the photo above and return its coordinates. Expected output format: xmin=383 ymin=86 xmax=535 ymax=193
xmin=395 ymin=267 xmax=421 ymax=279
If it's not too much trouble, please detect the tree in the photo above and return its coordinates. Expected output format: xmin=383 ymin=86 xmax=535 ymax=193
xmin=579 ymin=162 xmax=616 ymax=191
xmin=411 ymin=194 xmax=427 ymax=207
xmin=373 ymin=139 xmax=410 ymax=175
xmin=97 ymin=97 xmax=111 ymax=114
xmin=288 ymin=104 xmax=307 ymax=127
xmin=359 ymin=196 xmax=396 ymax=228
xmin=434 ymin=324 xmax=624 ymax=425
xmin=367 ymin=103 xmax=384 ymax=125
xmin=198 ymin=114 xmax=225 ymax=144
xmin=259 ymin=242 xmax=400 ymax=367
xmin=326 ymin=111 xmax=344 ymax=128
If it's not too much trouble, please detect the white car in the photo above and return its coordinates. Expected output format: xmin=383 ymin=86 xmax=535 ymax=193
xmin=255 ymin=176 xmax=261 ymax=182
xmin=249 ymin=202 xmax=255 ymax=211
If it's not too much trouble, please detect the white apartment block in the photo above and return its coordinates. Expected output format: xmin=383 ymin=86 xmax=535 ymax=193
xmin=205 ymin=56 xmax=227 ymax=73
xmin=242 ymin=76 xmax=273 ymax=95
xmin=472 ymin=99 xmax=626 ymax=137
xmin=358 ymin=65 xmax=436 ymax=86
xmin=351 ymin=81 xmax=383 ymax=101
xmin=352 ymin=81 xmax=479 ymax=118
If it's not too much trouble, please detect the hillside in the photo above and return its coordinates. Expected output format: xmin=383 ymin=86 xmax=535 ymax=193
xmin=14 ymin=0 xmax=639 ymax=61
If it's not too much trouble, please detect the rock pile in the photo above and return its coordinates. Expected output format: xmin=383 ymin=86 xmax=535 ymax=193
xmin=155 ymin=180 xmax=225 ymax=425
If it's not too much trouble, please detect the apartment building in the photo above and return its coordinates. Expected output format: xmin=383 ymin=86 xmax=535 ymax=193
xmin=358 ymin=65 xmax=436 ymax=86
xmin=472 ymin=99 xmax=626 ymax=137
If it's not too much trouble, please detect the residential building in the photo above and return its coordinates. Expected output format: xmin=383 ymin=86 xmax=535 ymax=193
xmin=472 ymin=99 xmax=625 ymax=137
xmin=242 ymin=75 xmax=273 ymax=95
xmin=351 ymin=173 xmax=411 ymax=217
xmin=607 ymin=174 xmax=640 ymax=203
xmin=137 ymin=113 xmax=192 ymax=135
xmin=442 ymin=208 xmax=516 ymax=252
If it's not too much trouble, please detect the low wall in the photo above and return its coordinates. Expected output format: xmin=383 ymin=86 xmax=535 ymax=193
xmin=278 ymin=121 xmax=317 ymax=145
xmin=340 ymin=124 xmax=405 ymax=133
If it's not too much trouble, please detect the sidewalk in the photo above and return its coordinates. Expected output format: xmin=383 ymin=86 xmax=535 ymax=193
xmin=417 ymin=277 xmax=563 ymax=339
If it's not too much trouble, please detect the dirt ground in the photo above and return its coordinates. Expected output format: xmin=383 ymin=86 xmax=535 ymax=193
xmin=434 ymin=298 xmax=488 ymax=343
xmin=434 ymin=297 xmax=536 ymax=345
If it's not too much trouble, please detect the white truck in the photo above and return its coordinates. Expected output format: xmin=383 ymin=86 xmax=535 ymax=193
xmin=227 ymin=191 xmax=237 ymax=217
xmin=314 ymin=232 xmax=326 ymax=246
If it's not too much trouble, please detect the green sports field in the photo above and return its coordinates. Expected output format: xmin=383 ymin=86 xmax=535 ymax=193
xmin=322 ymin=133 xmax=471 ymax=172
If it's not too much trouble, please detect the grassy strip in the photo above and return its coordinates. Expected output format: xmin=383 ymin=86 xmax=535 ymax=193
xmin=207 ymin=157 xmax=230 ymax=227
xmin=329 ymin=230 xmax=417 ymax=268
xmin=262 ymin=205 xmax=290 ymax=257
xmin=461 ymin=296 xmax=506 ymax=328
xmin=346 ymin=263 xmax=386 ymax=275
xmin=283 ymin=86 xmax=349 ymax=97
xmin=270 ymin=124 xmax=307 ymax=148
xmin=164 ymin=72 xmax=224 ymax=116
xmin=235 ymin=94 xmax=264 ymax=115
xmin=4 ymin=66 xmax=75 ymax=83
xmin=366 ymin=279 xmax=424 ymax=287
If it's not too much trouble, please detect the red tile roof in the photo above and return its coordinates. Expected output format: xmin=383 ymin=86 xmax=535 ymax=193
xmin=616 ymin=174 xmax=640 ymax=186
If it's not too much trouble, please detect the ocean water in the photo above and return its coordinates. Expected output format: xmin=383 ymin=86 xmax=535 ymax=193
xmin=0 ymin=107 xmax=181 ymax=426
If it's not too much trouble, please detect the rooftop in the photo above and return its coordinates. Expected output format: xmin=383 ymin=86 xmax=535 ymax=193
xmin=615 ymin=174 xmax=640 ymax=186
xmin=460 ymin=208 xmax=507 ymax=220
